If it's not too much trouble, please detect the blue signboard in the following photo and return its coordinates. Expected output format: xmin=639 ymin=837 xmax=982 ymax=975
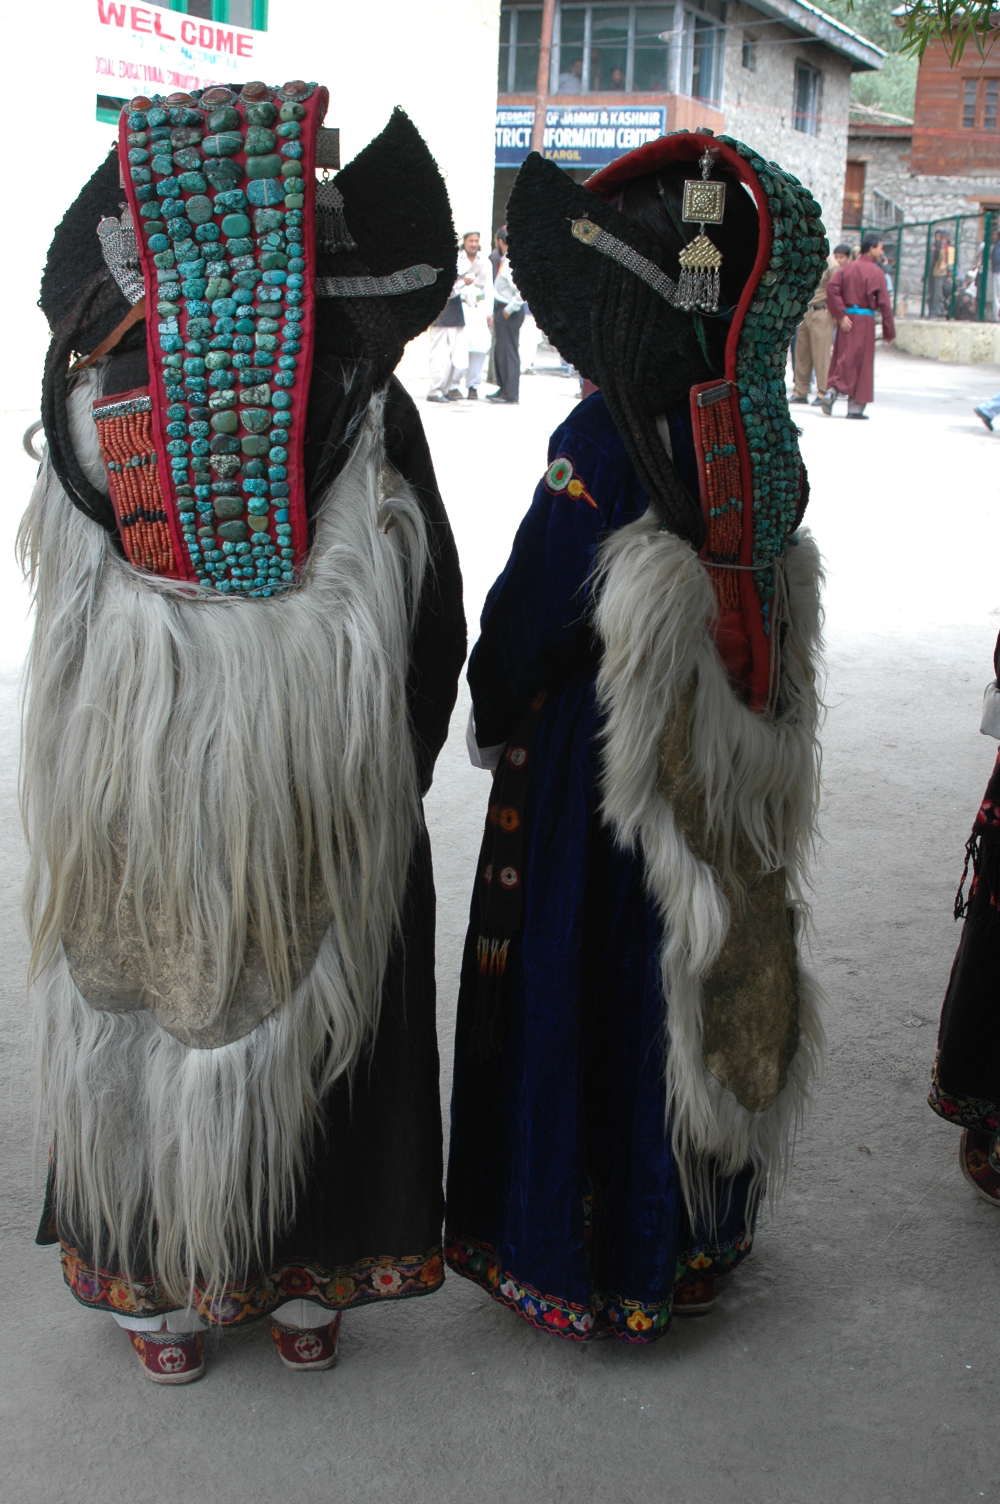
xmin=495 ymin=106 xmax=666 ymax=170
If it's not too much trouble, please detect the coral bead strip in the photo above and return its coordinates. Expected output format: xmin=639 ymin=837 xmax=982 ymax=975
xmin=93 ymin=392 xmax=177 ymax=575
xmin=691 ymin=381 xmax=742 ymax=611
xmin=118 ymin=81 xmax=325 ymax=593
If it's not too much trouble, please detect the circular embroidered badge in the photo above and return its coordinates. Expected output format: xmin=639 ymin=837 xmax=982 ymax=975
xmin=566 ymin=478 xmax=584 ymax=498
xmin=498 ymin=807 xmax=520 ymax=833
xmin=499 ymin=866 xmax=520 ymax=889
xmin=545 ymin=457 xmax=573 ymax=492
xmin=507 ymin=746 xmax=528 ymax=769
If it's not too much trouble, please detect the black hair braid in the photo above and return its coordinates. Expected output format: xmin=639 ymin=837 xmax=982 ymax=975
xmin=41 ymin=272 xmax=119 ymax=532
xmin=589 ymin=259 xmax=705 ymax=547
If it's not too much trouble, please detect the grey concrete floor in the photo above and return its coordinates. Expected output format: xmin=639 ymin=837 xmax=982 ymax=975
xmin=2 ymin=348 xmax=1000 ymax=1502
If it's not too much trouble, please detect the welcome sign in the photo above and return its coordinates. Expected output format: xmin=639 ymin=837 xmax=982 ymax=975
xmin=94 ymin=0 xmax=266 ymax=103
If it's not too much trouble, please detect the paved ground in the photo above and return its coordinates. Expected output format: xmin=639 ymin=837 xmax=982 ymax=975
xmin=2 ymin=347 xmax=1000 ymax=1503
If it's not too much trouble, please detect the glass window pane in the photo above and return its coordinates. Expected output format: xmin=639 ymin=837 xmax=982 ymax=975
xmin=557 ymin=7 xmax=586 ymax=91
xmin=187 ymin=0 xmax=213 ymax=16
xmin=691 ymin=15 xmax=716 ymax=100
xmin=794 ymin=64 xmax=819 ymax=135
xmin=963 ymin=78 xmax=977 ymax=128
xmin=985 ymin=78 xmax=999 ymax=130
xmin=513 ymin=8 xmax=542 ymax=91
xmin=633 ymin=6 xmax=672 ymax=92
xmin=228 ymin=0 xmax=254 ymax=24
xmin=591 ymin=7 xmax=629 ymax=91
xmin=499 ymin=8 xmax=511 ymax=92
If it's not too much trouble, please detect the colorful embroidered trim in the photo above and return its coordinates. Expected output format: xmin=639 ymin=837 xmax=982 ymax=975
xmin=445 ymin=1231 xmax=753 ymax=1344
xmin=92 ymin=390 xmax=178 ymax=574
xmin=59 ymin=1241 xmax=444 ymax=1325
xmin=691 ymin=379 xmax=743 ymax=610
xmin=119 ymin=81 xmax=327 ymax=592
xmin=928 ymin=1057 xmax=1000 ymax=1134
xmin=543 ymin=456 xmax=597 ymax=508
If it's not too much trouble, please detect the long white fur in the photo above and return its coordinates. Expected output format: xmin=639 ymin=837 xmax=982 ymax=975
xmin=24 ymin=370 xmax=427 ymax=1305
xmin=594 ymin=510 xmax=825 ymax=1216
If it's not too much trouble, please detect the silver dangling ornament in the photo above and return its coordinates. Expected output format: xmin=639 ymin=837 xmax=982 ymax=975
xmin=678 ymin=147 xmax=726 ymax=314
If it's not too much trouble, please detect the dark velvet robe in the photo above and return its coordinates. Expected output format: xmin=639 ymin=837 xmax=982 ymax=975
xmin=826 ymin=258 xmax=895 ymax=405
xmin=929 ymin=634 xmax=1000 ymax=1136
xmin=445 ymin=393 xmax=756 ymax=1345
xmin=38 ymin=375 xmax=468 ymax=1325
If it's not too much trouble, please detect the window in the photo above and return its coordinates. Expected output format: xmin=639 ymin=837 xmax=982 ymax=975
xmin=985 ymin=78 xmax=999 ymax=129
xmin=963 ymin=78 xmax=978 ymax=127
xmin=742 ymin=34 xmax=757 ymax=70
xmin=515 ymin=1 xmax=721 ymax=99
xmin=793 ymin=62 xmax=820 ymax=135
xmin=842 ymin=159 xmax=865 ymax=228
xmin=499 ymin=7 xmax=543 ymax=93
xmin=166 ymin=0 xmax=268 ymax=27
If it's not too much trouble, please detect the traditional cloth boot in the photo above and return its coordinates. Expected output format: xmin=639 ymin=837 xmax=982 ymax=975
xmin=959 ymin=1130 xmax=1000 ymax=1206
xmin=270 ymin=1311 xmax=342 ymax=1371
xmin=125 ymin=1326 xmax=205 ymax=1385
xmin=672 ymin=1276 xmax=715 ymax=1316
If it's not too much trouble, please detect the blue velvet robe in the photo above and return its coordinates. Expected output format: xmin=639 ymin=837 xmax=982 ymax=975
xmin=445 ymin=392 xmax=756 ymax=1343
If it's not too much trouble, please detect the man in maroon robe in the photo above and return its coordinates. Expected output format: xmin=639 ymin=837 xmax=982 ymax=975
xmin=821 ymin=233 xmax=895 ymax=420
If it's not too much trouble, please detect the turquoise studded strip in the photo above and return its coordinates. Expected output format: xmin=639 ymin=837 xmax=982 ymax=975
xmin=720 ymin=136 xmax=829 ymax=634
xmin=119 ymin=80 xmax=327 ymax=595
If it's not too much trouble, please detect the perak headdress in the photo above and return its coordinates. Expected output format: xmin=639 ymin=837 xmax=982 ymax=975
xmin=507 ymin=130 xmax=828 ymax=711
xmin=39 ymin=87 xmax=456 ymax=593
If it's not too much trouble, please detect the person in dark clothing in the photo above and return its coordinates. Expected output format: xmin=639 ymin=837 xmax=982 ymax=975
xmin=488 ymin=228 xmax=524 ymax=405
xmin=929 ymin=630 xmax=1000 ymax=1205
xmin=27 ymin=89 xmax=466 ymax=1385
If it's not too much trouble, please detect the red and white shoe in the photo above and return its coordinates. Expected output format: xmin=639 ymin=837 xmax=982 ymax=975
xmin=672 ymin=1275 xmax=715 ymax=1316
xmin=270 ymin=1311 xmax=342 ymax=1371
xmin=126 ymin=1326 xmax=205 ymax=1384
xmin=959 ymin=1129 xmax=1000 ymax=1206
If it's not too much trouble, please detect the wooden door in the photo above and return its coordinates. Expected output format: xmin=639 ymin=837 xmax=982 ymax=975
xmin=842 ymin=161 xmax=866 ymax=231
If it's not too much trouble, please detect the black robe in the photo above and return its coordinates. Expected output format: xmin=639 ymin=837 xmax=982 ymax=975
xmin=37 ymin=371 xmax=468 ymax=1324
xmin=929 ymin=631 xmax=1000 ymax=1138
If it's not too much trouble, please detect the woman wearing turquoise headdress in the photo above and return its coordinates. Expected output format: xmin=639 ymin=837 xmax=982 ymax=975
xmin=446 ymin=132 xmax=829 ymax=1342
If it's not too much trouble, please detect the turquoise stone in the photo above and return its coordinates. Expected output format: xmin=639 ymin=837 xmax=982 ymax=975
xmin=196 ymin=224 xmax=221 ymax=244
xmin=205 ymin=277 xmax=232 ymax=299
xmin=257 ymin=317 xmax=280 ymax=333
xmin=242 ymin=459 xmax=266 ymax=478
xmin=203 ymin=133 xmax=242 ymax=156
xmin=284 ymin=195 xmax=304 ymax=209
xmin=226 ymin=237 xmax=253 ymax=257
xmin=241 ymin=435 xmax=270 ymax=455
xmin=177 ymin=171 xmax=207 ymax=193
xmin=246 ymin=154 xmax=282 ymax=180
xmin=158 ymin=301 xmax=181 ymax=318
xmin=182 ymin=278 xmax=208 ymax=298
xmin=153 ymin=250 xmax=175 ymax=268
xmin=273 ymin=371 xmax=294 ymax=388
xmin=210 ymin=456 xmax=241 ymax=478
xmin=211 ymin=411 xmax=239 ymax=434
xmin=186 ymin=196 xmax=213 ymax=225
xmin=276 ymin=121 xmax=300 ymax=139
xmin=148 ymin=233 xmax=170 ymax=253
xmin=128 ymin=147 xmax=150 ymax=165
xmin=247 ymin=497 xmax=270 ymax=514
xmin=243 ymin=478 xmax=268 ymax=496
xmin=174 ymin=147 xmax=202 ymax=172
xmin=205 ymin=351 xmax=232 ymax=370
xmin=241 ymin=409 xmax=271 ymax=434
xmin=140 ymin=201 xmax=163 ymax=220
xmin=255 ymin=334 xmax=278 ymax=351
xmin=246 ymin=102 xmax=277 ymax=126
xmin=215 ymin=497 xmax=244 ymax=519
xmin=218 ymin=521 xmax=248 ymax=543
xmin=280 ymin=160 xmax=303 ymax=178
xmin=214 ymin=190 xmax=248 ymax=211
xmin=253 ymin=352 xmax=273 ymax=367
xmin=170 ymin=126 xmax=202 ymax=147
xmin=278 ymin=102 xmax=305 ymax=122
xmin=248 ymin=514 xmax=270 ymax=532
xmin=221 ymin=213 xmax=251 ymax=238
xmin=209 ymin=392 xmax=237 ymax=411
xmin=131 ymin=166 xmax=152 ymax=184
xmin=244 ymin=127 xmax=276 ymax=154
xmin=241 ymin=383 xmax=271 ymax=404
xmin=156 ymin=178 xmax=181 ymax=199
xmin=204 ymin=159 xmax=241 ymax=188
xmin=151 ymin=154 xmax=174 ymax=176
xmin=128 ymin=111 xmax=148 ymax=129
xmin=259 ymin=252 xmax=288 ymax=271
xmin=207 ymin=107 xmax=240 ymax=132
xmin=281 ymin=141 xmax=303 ymax=159
xmin=248 ymin=182 xmax=285 ymax=210
xmin=272 ymin=391 xmax=292 ymax=411
xmin=262 ymin=269 xmax=287 ymax=285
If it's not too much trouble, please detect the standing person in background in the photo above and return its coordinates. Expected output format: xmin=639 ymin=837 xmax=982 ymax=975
xmin=487 ymin=229 xmax=524 ymax=406
xmin=428 ymin=242 xmax=474 ymax=404
xmin=821 ymin=232 xmax=894 ymax=420
xmin=459 ymin=232 xmax=493 ymax=400
xmin=928 ymin=230 xmax=954 ymax=318
xmin=790 ymin=243 xmax=850 ymax=406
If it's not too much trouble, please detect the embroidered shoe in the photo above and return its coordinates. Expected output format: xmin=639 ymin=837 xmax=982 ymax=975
xmin=959 ymin=1128 xmax=1000 ymax=1205
xmin=126 ymin=1327 xmax=205 ymax=1384
xmin=672 ymin=1275 xmax=714 ymax=1316
xmin=270 ymin=1311 xmax=342 ymax=1371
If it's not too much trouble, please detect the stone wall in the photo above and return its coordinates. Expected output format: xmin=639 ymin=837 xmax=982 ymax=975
xmin=722 ymin=3 xmax=854 ymax=244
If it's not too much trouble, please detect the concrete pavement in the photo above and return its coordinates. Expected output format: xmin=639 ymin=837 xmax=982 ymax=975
xmin=1 ymin=347 xmax=999 ymax=1503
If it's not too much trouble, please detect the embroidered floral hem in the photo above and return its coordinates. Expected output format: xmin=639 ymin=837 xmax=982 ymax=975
xmin=444 ymin=1231 xmax=753 ymax=1344
xmin=928 ymin=1056 xmax=1000 ymax=1134
xmin=59 ymin=1242 xmax=444 ymax=1325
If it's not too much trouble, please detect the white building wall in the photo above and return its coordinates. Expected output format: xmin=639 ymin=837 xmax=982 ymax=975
xmin=720 ymin=3 xmax=854 ymax=244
